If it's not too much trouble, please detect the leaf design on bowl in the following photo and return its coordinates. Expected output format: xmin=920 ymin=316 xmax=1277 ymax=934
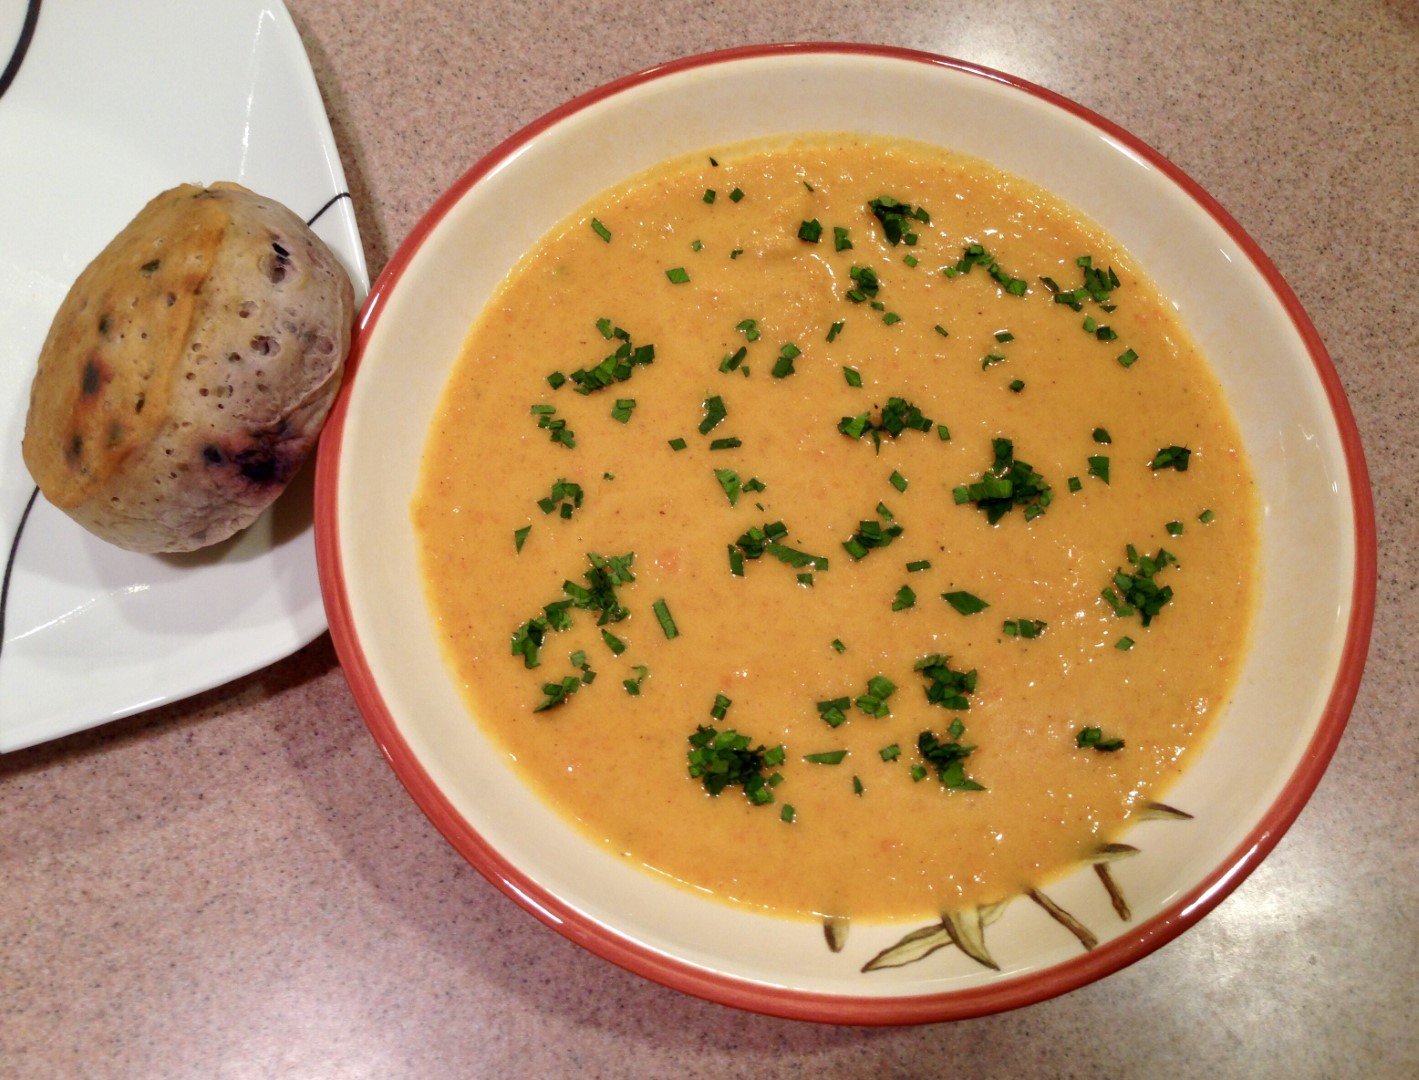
xmin=858 ymin=808 xmax=1185 ymax=971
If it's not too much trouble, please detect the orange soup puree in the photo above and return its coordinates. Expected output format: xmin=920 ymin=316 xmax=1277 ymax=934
xmin=413 ymin=135 xmax=1257 ymax=922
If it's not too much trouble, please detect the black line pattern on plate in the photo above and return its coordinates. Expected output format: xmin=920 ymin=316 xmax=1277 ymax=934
xmin=0 ymin=0 xmax=41 ymax=101
xmin=0 ymin=0 xmax=41 ymax=662
xmin=0 ymin=486 xmax=39 ymax=659
xmin=306 ymin=190 xmax=351 ymax=227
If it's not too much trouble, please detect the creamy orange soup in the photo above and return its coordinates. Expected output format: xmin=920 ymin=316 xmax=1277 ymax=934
xmin=413 ymin=135 xmax=1257 ymax=922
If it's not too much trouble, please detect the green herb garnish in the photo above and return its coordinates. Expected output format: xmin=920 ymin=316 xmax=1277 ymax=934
xmin=1151 ymin=445 xmax=1192 ymax=472
xmin=798 ymin=218 xmax=823 ymax=243
xmin=652 ymin=598 xmax=679 ymax=639
xmin=803 ymin=750 xmax=848 ymax=765
xmin=855 ymin=675 xmax=897 ymax=718
xmin=953 ymin=437 xmax=1052 ymax=523
xmin=892 ymin=584 xmax=917 ymax=611
xmin=537 ymin=478 xmax=584 ymax=519
xmin=514 ymin=525 xmax=531 ymax=552
xmin=687 ymin=725 xmax=781 ymax=804
xmin=1101 ymin=545 xmax=1178 ymax=626
xmin=665 ymin=267 xmax=690 ymax=284
xmin=590 ymin=218 xmax=612 ymax=242
xmin=943 ymin=590 xmax=989 ymax=616
xmin=1076 ymin=726 xmax=1125 ymax=751
xmin=1003 ymin=618 xmax=1046 ymax=639
xmin=918 ymin=729 xmax=984 ymax=790
xmin=915 ymin=654 xmax=977 ymax=710
xmin=771 ymin=342 xmax=801 ymax=378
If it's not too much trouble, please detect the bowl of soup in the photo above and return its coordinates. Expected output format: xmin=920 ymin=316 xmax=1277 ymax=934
xmin=314 ymin=44 xmax=1374 ymax=1023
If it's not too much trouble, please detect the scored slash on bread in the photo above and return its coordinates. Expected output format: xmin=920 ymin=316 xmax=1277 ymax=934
xmin=21 ymin=182 xmax=355 ymax=553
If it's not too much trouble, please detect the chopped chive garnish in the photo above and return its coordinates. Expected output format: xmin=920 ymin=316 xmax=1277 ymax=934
xmin=595 ymin=317 xmax=615 ymax=339
xmin=714 ymin=468 xmax=742 ymax=506
xmin=1103 ymin=545 xmax=1177 ymax=626
xmin=1199 ymin=509 xmax=1216 ymax=524
xmin=703 ymin=189 xmax=716 ymax=204
xmin=736 ymin=318 xmax=760 ymax=342
xmin=699 ymin=394 xmax=728 ymax=435
xmin=513 ymin=525 xmax=531 ymax=552
xmin=590 ymin=218 xmax=612 ymax=242
xmin=817 ymin=697 xmax=850 ymax=728
xmin=918 ymin=730 xmax=984 ymax=790
xmin=1116 ymin=636 xmax=1135 ymax=651
xmin=729 ymin=187 xmax=744 ymax=202
xmin=771 ymin=342 xmax=801 ymax=378
xmin=892 ymin=584 xmax=917 ymax=611
xmin=803 ymin=750 xmax=847 ymax=765
xmin=668 ymin=437 xmax=687 ymax=451
xmin=652 ymin=598 xmax=679 ymax=639
xmin=843 ymin=366 xmax=863 ymax=387
xmin=622 ymin=664 xmax=648 ymax=695
xmin=611 ymin=398 xmax=636 ymax=423
xmin=852 ymin=775 xmax=864 ymax=795
xmin=531 ymin=403 xmax=576 ymax=448
xmin=547 ymin=371 xmax=566 ymax=389
xmin=937 ymin=424 xmax=951 ymax=441
xmin=780 ymin=804 xmax=796 ymax=823
xmin=687 ymin=725 xmax=780 ymax=804
xmin=708 ymin=437 xmax=742 ymax=451
xmin=719 ymin=346 xmax=747 ymax=373
xmin=837 ymin=397 xmax=934 ymax=451
xmin=665 ymin=267 xmax=690 ymax=284
xmin=1068 ymin=475 xmax=1083 ymax=492
xmin=797 ymin=218 xmax=823 ymax=243
xmin=883 ymin=312 xmax=902 ymax=325
xmin=981 ymin=353 xmax=1006 ymax=369
xmin=537 ymin=478 xmax=584 ymax=518
xmin=1002 ymin=618 xmax=1046 ymax=639
xmin=830 ymin=638 xmax=846 ymax=653
xmin=879 ymin=744 xmax=901 ymax=762
xmin=1166 ymin=520 xmax=1184 ymax=536
xmin=904 ymin=254 xmax=918 ymax=268
xmin=905 ymin=559 xmax=931 ymax=572
xmin=889 ymin=470 xmax=908 ymax=492
xmin=995 ymin=330 xmax=1015 ymax=343
xmin=952 ymin=437 xmax=1051 ymax=522
xmin=601 ymin=629 xmax=627 ymax=655
xmin=533 ymin=673 xmax=582 ymax=712
xmin=842 ymin=507 xmax=904 ymax=560
xmin=915 ymin=654 xmax=979 ymax=711
xmin=710 ymin=693 xmax=732 ymax=721
xmin=934 ymin=324 xmax=950 ymax=338
xmin=1117 ymin=348 xmax=1139 ymax=368
xmin=826 ymin=320 xmax=845 ymax=343
xmin=1088 ymin=455 xmax=1111 ymax=484
xmin=690 ymin=239 xmax=703 ymax=252
xmin=729 ymin=248 xmax=743 ymax=259
xmin=868 ymin=195 xmax=930 ymax=246
xmin=910 ymin=764 xmax=928 ymax=782
xmin=1076 ymin=726 xmax=1126 ymax=752
xmin=1008 ymin=379 xmax=1025 ymax=393
xmin=855 ymin=675 xmax=896 ymax=718
xmin=834 ymin=226 xmax=853 ymax=251
xmin=943 ymin=590 xmax=989 ymax=615
xmin=1150 ymin=445 xmax=1192 ymax=471
xmin=943 ymin=243 xmax=1028 ymax=295
xmin=1092 ymin=427 xmax=1112 ymax=444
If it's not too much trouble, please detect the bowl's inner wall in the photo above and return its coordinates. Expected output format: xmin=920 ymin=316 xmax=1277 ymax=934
xmin=336 ymin=53 xmax=1355 ymax=996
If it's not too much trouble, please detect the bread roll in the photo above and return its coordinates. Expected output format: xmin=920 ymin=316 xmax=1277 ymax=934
xmin=21 ymin=182 xmax=354 ymax=553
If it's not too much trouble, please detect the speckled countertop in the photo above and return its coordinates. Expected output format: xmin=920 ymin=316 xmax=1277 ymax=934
xmin=3 ymin=2 xmax=1416 ymax=1077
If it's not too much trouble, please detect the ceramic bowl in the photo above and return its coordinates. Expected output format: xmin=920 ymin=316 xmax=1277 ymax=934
xmin=314 ymin=44 xmax=1374 ymax=1023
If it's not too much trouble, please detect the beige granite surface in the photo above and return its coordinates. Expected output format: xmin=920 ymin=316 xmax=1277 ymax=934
xmin=3 ymin=1 xmax=1417 ymax=1076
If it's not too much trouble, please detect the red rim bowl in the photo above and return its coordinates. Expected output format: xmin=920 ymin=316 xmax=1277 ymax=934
xmin=314 ymin=43 xmax=1376 ymax=1024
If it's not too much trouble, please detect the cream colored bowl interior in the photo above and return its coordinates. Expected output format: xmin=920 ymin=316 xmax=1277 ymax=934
xmin=335 ymin=53 xmax=1356 ymax=998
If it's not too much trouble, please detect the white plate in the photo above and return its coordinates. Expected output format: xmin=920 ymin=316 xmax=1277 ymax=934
xmin=0 ymin=0 xmax=367 ymax=752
